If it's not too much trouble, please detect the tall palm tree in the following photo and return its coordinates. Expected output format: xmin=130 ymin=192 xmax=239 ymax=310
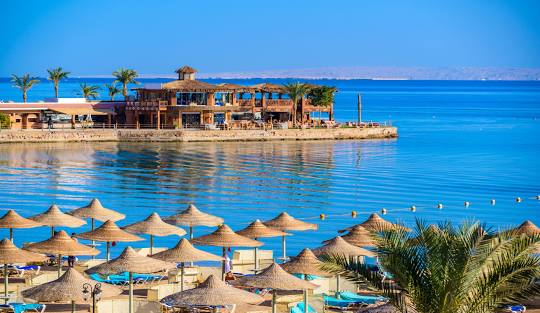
xmin=283 ymin=82 xmax=310 ymax=126
xmin=112 ymin=68 xmax=139 ymax=100
xmin=46 ymin=67 xmax=70 ymax=98
xmin=80 ymin=83 xmax=100 ymax=100
xmin=105 ymin=83 xmax=121 ymax=101
xmin=11 ymin=74 xmax=40 ymax=103
xmin=321 ymin=220 xmax=540 ymax=313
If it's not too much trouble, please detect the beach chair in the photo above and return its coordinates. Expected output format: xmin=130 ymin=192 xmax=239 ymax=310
xmin=323 ymin=294 xmax=363 ymax=310
xmin=88 ymin=273 xmax=128 ymax=286
xmin=14 ymin=265 xmax=41 ymax=277
xmin=292 ymin=273 xmax=320 ymax=281
xmin=339 ymin=291 xmax=387 ymax=304
xmin=505 ymin=305 xmax=526 ymax=313
xmin=297 ymin=302 xmax=317 ymax=313
xmin=0 ymin=303 xmax=46 ymax=313
xmin=290 ymin=306 xmax=302 ymax=313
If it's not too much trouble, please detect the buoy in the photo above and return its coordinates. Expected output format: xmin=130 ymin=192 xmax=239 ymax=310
xmin=464 ymin=201 xmax=470 ymax=207
xmin=491 ymin=199 xmax=496 ymax=205
xmin=437 ymin=203 xmax=443 ymax=209
xmin=319 ymin=214 xmax=325 ymax=220
xmin=516 ymin=197 xmax=522 ymax=203
xmin=351 ymin=211 xmax=357 ymax=218
xmin=536 ymin=195 xmax=540 ymax=200
xmin=410 ymin=205 xmax=416 ymax=212
xmin=381 ymin=208 xmax=387 ymax=215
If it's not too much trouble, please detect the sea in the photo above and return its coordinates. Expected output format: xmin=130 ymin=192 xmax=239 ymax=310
xmin=0 ymin=78 xmax=539 ymax=260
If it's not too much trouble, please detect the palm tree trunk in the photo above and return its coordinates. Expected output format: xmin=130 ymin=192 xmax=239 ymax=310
xmin=123 ymin=83 xmax=128 ymax=100
xmin=55 ymin=84 xmax=59 ymax=98
xmin=23 ymin=91 xmax=27 ymax=103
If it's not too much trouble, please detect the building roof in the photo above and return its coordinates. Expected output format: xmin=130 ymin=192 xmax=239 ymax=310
xmin=251 ymin=83 xmax=287 ymax=93
xmin=175 ymin=66 xmax=197 ymax=74
xmin=161 ymin=79 xmax=218 ymax=92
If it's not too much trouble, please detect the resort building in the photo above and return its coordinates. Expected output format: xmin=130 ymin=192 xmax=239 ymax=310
xmin=125 ymin=66 xmax=334 ymax=129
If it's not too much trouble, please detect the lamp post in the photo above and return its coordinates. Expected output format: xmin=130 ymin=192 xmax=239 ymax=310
xmin=82 ymin=283 xmax=102 ymax=313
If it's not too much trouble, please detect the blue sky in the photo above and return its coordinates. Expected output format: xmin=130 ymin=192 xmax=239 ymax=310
xmin=1 ymin=0 xmax=539 ymax=76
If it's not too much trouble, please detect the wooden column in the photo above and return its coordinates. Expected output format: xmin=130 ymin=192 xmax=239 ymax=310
xmin=107 ymin=114 xmax=112 ymax=126
xmin=207 ymin=92 xmax=216 ymax=106
xmin=178 ymin=111 xmax=182 ymax=128
xmin=261 ymin=92 xmax=267 ymax=118
xmin=231 ymin=93 xmax=237 ymax=106
xmin=71 ymin=115 xmax=76 ymax=129
xmin=300 ymin=97 xmax=306 ymax=124
xmin=250 ymin=92 xmax=256 ymax=116
xmin=136 ymin=111 xmax=140 ymax=129
xmin=156 ymin=110 xmax=161 ymax=130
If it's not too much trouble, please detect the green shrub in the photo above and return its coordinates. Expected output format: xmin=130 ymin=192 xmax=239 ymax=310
xmin=0 ymin=113 xmax=10 ymax=129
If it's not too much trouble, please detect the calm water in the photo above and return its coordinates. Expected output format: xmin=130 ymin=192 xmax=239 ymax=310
xmin=0 ymin=79 xmax=539 ymax=259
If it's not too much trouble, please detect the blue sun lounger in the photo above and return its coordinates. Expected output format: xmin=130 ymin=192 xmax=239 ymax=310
xmin=0 ymin=303 xmax=46 ymax=313
xmin=323 ymin=294 xmax=362 ymax=309
xmin=339 ymin=291 xmax=387 ymax=304
xmin=297 ymin=302 xmax=317 ymax=313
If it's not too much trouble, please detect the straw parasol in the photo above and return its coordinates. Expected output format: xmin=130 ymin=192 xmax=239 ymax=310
xmin=237 ymin=219 xmax=289 ymax=272
xmin=161 ymin=274 xmax=263 ymax=310
xmin=24 ymin=230 xmax=98 ymax=277
xmin=86 ymin=246 xmax=176 ymax=313
xmin=0 ymin=239 xmax=47 ymax=303
xmin=74 ymin=220 xmax=143 ymax=261
xmin=264 ymin=212 xmax=317 ymax=261
xmin=512 ymin=220 xmax=540 ymax=236
xmin=339 ymin=213 xmax=409 ymax=233
xmin=191 ymin=224 xmax=262 ymax=279
xmin=164 ymin=204 xmax=223 ymax=239
xmin=0 ymin=210 xmax=41 ymax=241
xmin=30 ymin=204 xmax=86 ymax=236
xmin=21 ymin=267 xmax=121 ymax=313
xmin=313 ymin=236 xmax=374 ymax=297
xmin=233 ymin=263 xmax=317 ymax=313
xmin=325 ymin=225 xmax=376 ymax=247
xmin=123 ymin=212 xmax=186 ymax=255
xmin=152 ymin=238 xmax=222 ymax=291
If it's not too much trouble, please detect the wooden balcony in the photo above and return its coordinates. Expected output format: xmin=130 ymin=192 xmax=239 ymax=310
xmin=126 ymin=101 xmax=168 ymax=111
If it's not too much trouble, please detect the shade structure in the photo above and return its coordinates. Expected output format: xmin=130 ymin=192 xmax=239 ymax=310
xmin=164 ymin=204 xmax=223 ymax=239
xmin=0 ymin=210 xmax=41 ymax=241
xmin=191 ymin=224 xmax=262 ymax=279
xmin=161 ymin=274 xmax=263 ymax=309
xmin=87 ymin=246 xmax=176 ymax=313
xmin=313 ymin=236 xmax=374 ymax=298
xmin=24 ymin=230 xmax=98 ymax=277
xmin=263 ymin=212 xmax=318 ymax=261
xmin=30 ymin=204 xmax=86 ymax=236
xmin=0 ymin=238 xmax=47 ymax=303
xmin=233 ymin=263 xmax=317 ymax=313
xmin=123 ymin=212 xmax=186 ymax=255
xmin=74 ymin=220 xmax=143 ymax=261
xmin=152 ymin=238 xmax=223 ymax=291
xmin=339 ymin=213 xmax=409 ymax=233
xmin=325 ymin=225 xmax=376 ymax=247
xmin=512 ymin=220 xmax=540 ymax=236
xmin=70 ymin=199 xmax=125 ymax=222
xmin=237 ymin=219 xmax=289 ymax=272
xmin=21 ymin=267 xmax=121 ymax=312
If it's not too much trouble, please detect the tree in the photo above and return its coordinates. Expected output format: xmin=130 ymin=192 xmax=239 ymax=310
xmin=105 ymin=83 xmax=121 ymax=101
xmin=47 ymin=67 xmax=70 ymax=98
xmin=112 ymin=68 xmax=139 ymax=100
xmin=308 ymin=86 xmax=336 ymax=121
xmin=283 ymin=82 xmax=310 ymax=126
xmin=11 ymin=74 xmax=40 ymax=103
xmin=320 ymin=220 xmax=540 ymax=313
xmin=0 ymin=113 xmax=10 ymax=129
xmin=80 ymin=83 xmax=100 ymax=100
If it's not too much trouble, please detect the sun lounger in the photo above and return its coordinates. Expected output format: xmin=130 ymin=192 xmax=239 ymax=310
xmin=292 ymin=273 xmax=320 ymax=281
xmin=339 ymin=291 xmax=387 ymax=304
xmin=290 ymin=306 xmax=303 ymax=313
xmin=323 ymin=294 xmax=363 ymax=309
xmin=297 ymin=302 xmax=317 ymax=313
xmin=0 ymin=303 xmax=46 ymax=313
xmin=88 ymin=273 xmax=128 ymax=286
xmin=505 ymin=305 xmax=526 ymax=312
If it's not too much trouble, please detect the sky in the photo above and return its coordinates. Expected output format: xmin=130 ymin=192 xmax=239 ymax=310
xmin=1 ymin=0 xmax=540 ymax=77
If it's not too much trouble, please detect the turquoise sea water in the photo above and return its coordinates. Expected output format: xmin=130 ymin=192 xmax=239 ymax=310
xmin=0 ymin=79 xmax=539 ymax=259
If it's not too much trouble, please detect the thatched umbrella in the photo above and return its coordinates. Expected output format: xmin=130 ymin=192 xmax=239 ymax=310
xmin=281 ymin=248 xmax=331 ymax=313
xmin=30 ymin=204 xmax=86 ymax=236
xmin=70 ymin=199 xmax=125 ymax=256
xmin=236 ymin=219 xmax=289 ymax=272
xmin=161 ymin=274 xmax=263 ymax=311
xmin=24 ymin=230 xmax=99 ymax=277
xmin=0 ymin=239 xmax=47 ymax=303
xmin=512 ymin=220 xmax=540 ymax=236
xmin=152 ymin=238 xmax=222 ymax=291
xmin=21 ymin=267 xmax=121 ymax=313
xmin=233 ymin=263 xmax=317 ymax=313
xmin=263 ymin=212 xmax=317 ymax=261
xmin=0 ymin=210 xmax=41 ymax=241
xmin=313 ymin=236 xmax=374 ymax=298
xmin=164 ymin=204 xmax=223 ymax=239
xmin=326 ymin=225 xmax=376 ymax=247
xmin=74 ymin=220 xmax=143 ymax=261
xmin=191 ymin=224 xmax=262 ymax=279
xmin=339 ymin=213 xmax=409 ymax=233
xmin=86 ymin=246 xmax=175 ymax=313
xmin=123 ymin=212 xmax=186 ymax=255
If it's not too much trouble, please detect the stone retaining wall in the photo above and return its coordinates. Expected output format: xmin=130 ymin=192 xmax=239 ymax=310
xmin=0 ymin=127 xmax=397 ymax=143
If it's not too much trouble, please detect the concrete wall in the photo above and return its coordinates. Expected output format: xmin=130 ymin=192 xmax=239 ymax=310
xmin=0 ymin=127 xmax=397 ymax=143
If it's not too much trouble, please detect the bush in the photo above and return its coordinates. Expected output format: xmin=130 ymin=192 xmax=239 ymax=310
xmin=0 ymin=113 xmax=10 ymax=129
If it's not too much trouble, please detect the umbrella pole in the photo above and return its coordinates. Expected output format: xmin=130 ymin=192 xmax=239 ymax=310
xmin=9 ymin=229 xmax=13 ymax=242
xmin=335 ymin=274 xmax=340 ymax=299
xmin=129 ymin=272 xmax=133 ymax=313
xmin=221 ymin=247 xmax=226 ymax=281
xmin=106 ymin=241 xmax=111 ymax=261
xmin=272 ymin=290 xmax=277 ymax=313
xmin=254 ymin=246 xmax=259 ymax=273
xmin=91 ymin=218 xmax=95 ymax=260
xmin=304 ymin=276 xmax=309 ymax=313
xmin=71 ymin=300 xmax=76 ymax=313
xmin=281 ymin=235 xmax=286 ymax=262
xmin=3 ymin=263 xmax=8 ymax=304
xmin=189 ymin=226 xmax=193 ymax=267
xmin=150 ymin=235 xmax=154 ymax=255
xmin=180 ymin=262 xmax=185 ymax=292
xmin=58 ymin=254 xmax=62 ymax=278
xmin=51 ymin=226 xmax=55 ymax=237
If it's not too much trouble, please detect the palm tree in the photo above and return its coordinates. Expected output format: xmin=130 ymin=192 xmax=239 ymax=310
xmin=308 ymin=86 xmax=336 ymax=121
xmin=47 ymin=67 xmax=70 ymax=98
xmin=11 ymin=74 xmax=40 ymax=103
xmin=105 ymin=83 xmax=121 ymax=101
xmin=283 ymin=82 xmax=310 ymax=126
xmin=80 ymin=83 xmax=100 ymax=100
xmin=112 ymin=68 xmax=139 ymax=100
xmin=320 ymin=220 xmax=540 ymax=313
